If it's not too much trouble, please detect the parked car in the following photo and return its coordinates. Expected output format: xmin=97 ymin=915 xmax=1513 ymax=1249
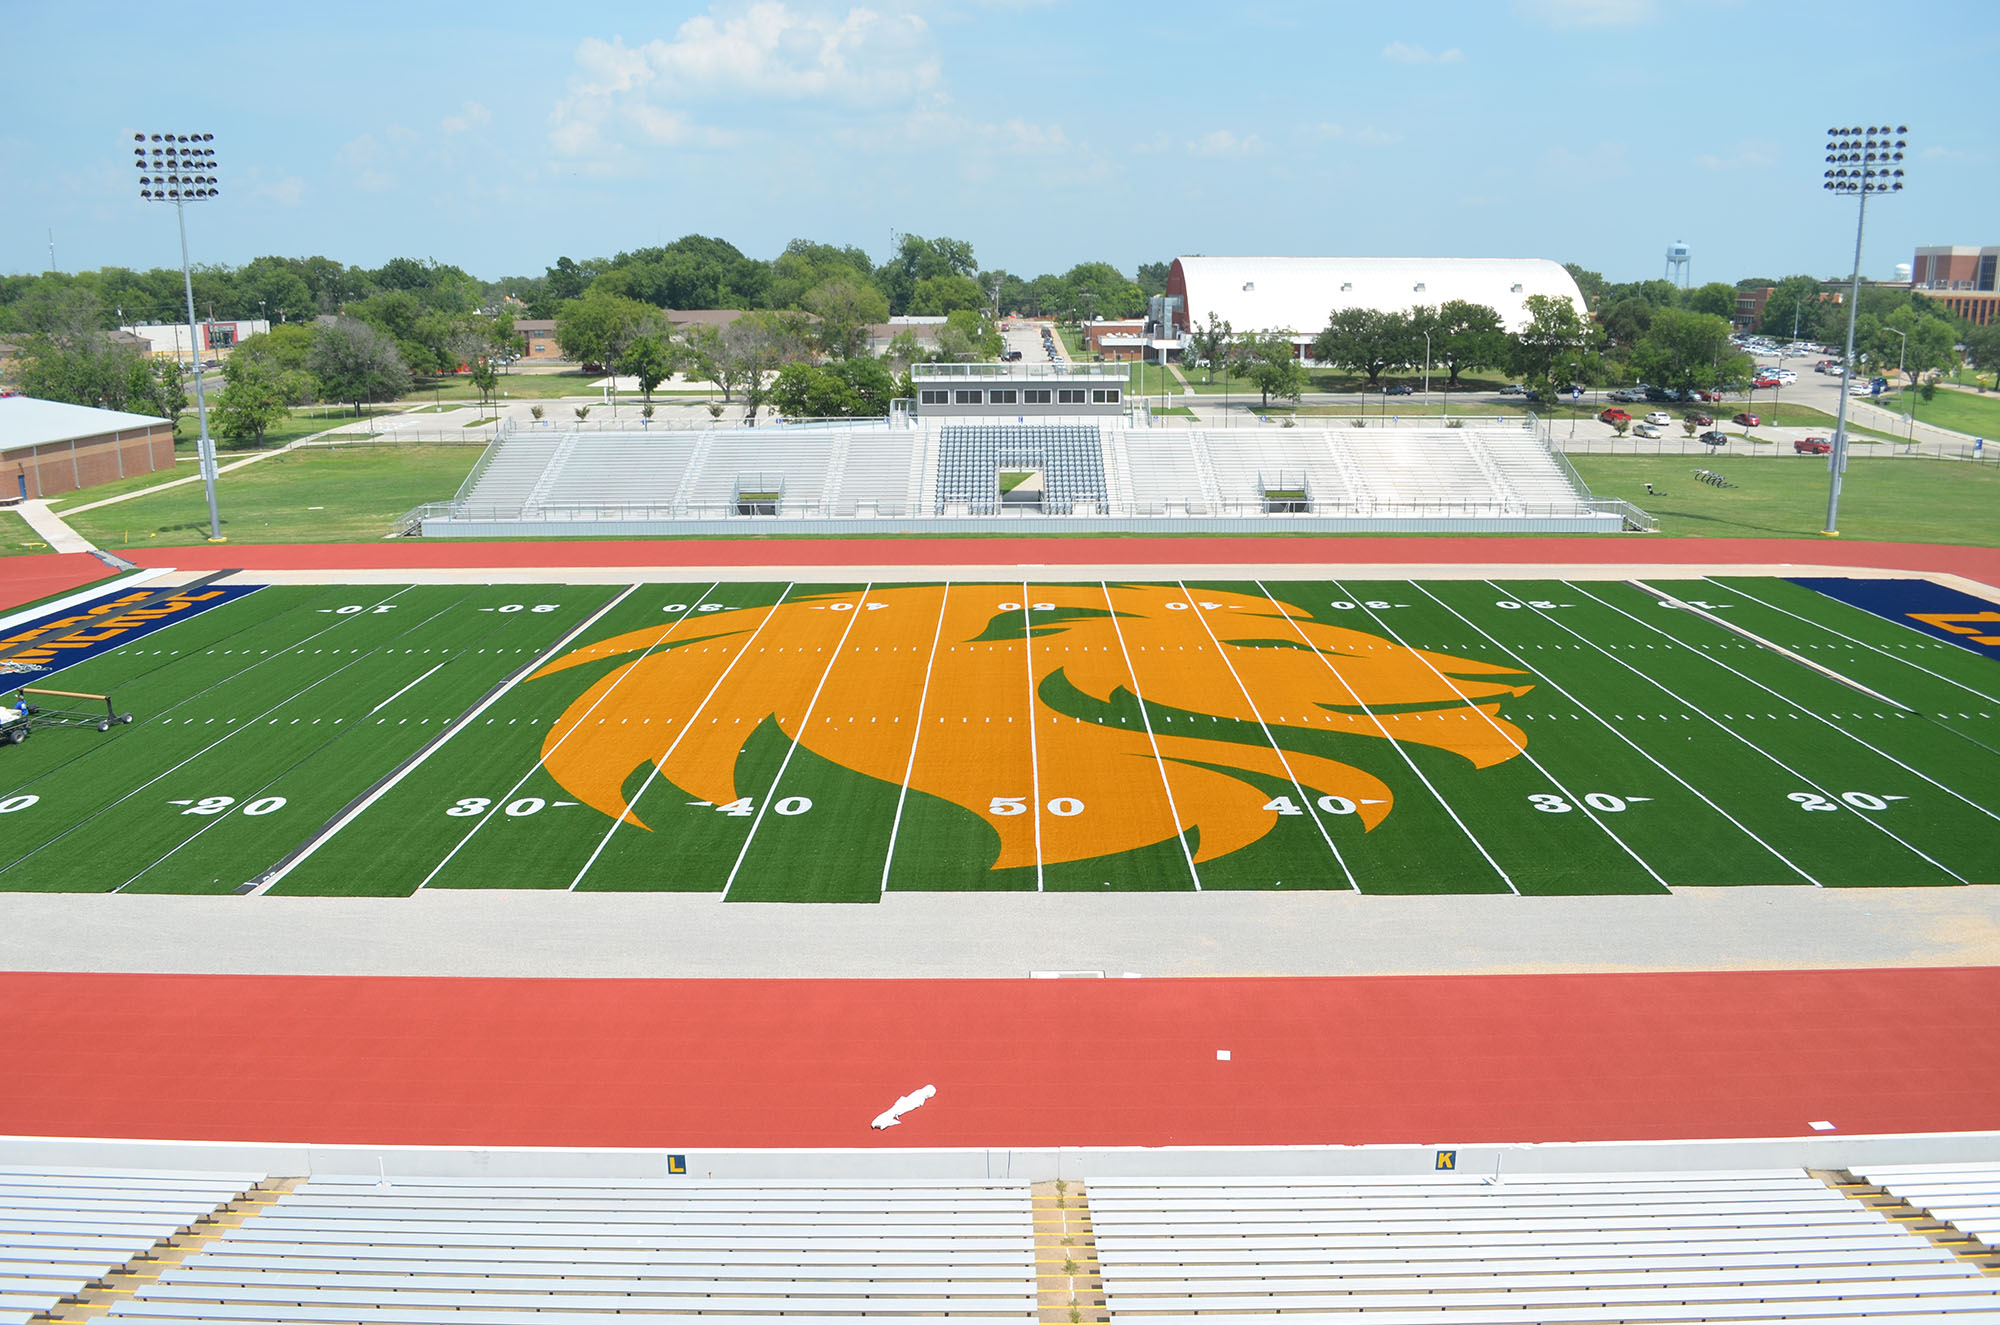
xmin=1644 ymin=387 xmax=1675 ymax=403
xmin=1384 ymin=384 xmax=1415 ymax=395
xmin=1498 ymin=384 xmax=1525 ymax=395
xmin=1643 ymin=411 xmax=1672 ymax=426
xmin=1699 ymin=430 xmax=1728 ymax=447
xmin=1684 ymin=412 xmax=1715 ymax=427
xmin=1794 ymin=436 xmax=1831 ymax=454
xmin=1696 ymin=389 xmax=1724 ymax=402
xmin=1607 ymin=388 xmax=1644 ymax=404
xmin=1753 ymin=375 xmax=1781 ymax=389
xmin=1733 ymin=412 xmax=1760 ymax=427
xmin=1633 ymin=422 xmax=1664 ymax=439
xmin=1598 ymin=407 xmax=1632 ymax=424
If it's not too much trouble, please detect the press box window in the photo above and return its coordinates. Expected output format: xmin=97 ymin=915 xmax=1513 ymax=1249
xmin=1092 ymin=388 xmax=1121 ymax=404
xmin=1024 ymin=389 xmax=1052 ymax=404
xmin=1057 ymin=388 xmax=1087 ymax=404
xmin=919 ymin=389 xmax=948 ymax=405
xmin=954 ymin=389 xmax=982 ymax=404
xmin=988 ymin=388 xmax=1018 ymax=404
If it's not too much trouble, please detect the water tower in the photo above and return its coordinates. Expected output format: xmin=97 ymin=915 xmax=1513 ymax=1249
xmin=1665 ymin=240 xmax=1692 ymax=287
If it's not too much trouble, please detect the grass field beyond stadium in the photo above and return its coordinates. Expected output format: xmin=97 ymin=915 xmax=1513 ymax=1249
xmin=2 ymin=575 xmax=1995 ymax=899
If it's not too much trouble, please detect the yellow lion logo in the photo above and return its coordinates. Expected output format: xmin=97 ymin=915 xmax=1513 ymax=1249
xmin=527 ymin=584 xmax=1532 ymax=871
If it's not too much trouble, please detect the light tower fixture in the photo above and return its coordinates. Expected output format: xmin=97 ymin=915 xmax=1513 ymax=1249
xmin=134 ymin=131 xmax=225 ymax=541
xmin=1819 ymin=123 xmax=1907 ymax=537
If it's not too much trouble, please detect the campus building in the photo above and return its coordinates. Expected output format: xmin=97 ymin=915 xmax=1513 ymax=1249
xmin=1912 ymin=245 xmax=2000 ymax=326
xmin=1157 ymin=256 xmax=1586 ymax=361
xmin=119 ymin=319 xmax=270 ymax=365
xmin=0 ymin=396 xmax=175 ymax=501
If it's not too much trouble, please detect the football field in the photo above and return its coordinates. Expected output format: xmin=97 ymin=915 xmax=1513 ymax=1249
xmin=2 ymin=573 xmax=1996 ymax=900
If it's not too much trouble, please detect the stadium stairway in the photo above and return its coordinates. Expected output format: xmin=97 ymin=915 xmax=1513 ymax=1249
xmin=26 ymin=1175 xmax=296 ymax=1325
xmin=1824 ymin=1168 xmax=2000 ymax=1275
xmin=1032 ymin=1180 xmax=1106 ymax=1324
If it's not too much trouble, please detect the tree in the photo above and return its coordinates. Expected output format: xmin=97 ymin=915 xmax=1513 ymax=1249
xmin=908 ymin=274 xmax=987 ymax=317
xmin=1755 ymin=274 xmax=1827 ymax=342
xmin=1630 ymin=307 xmax=1745 ymax=395
xmin=1563 ymin=263 xmax=1610 ymax=311
xmin=1428 ymin=300 xmax=1506 ymax=387
xmin=803 ymin=276 xmax=888 ymax=359
xmin=14 ymin=333 xmax=149 ymax=411
xmin=1599 ymin=297 xmax=1654 ymax=349
xmin=712 ymin=311 xmax=805 ymax=420
xmin=211 ymin=355 xmax=291 ymax=447
xmin=1241 ymin=331 xmax=1306 ymax=407
xmin=1685 ymin=282 xmax=1738 ymax=320
xmin=1135 ymin=261 xmax=1172 ymax=299
xmin=1505 ymin=293 xmax=1598 ymax=402
xmin=232 ymin=323 xmax=315 ymax=377
xmin=768 ymin=360 xmax=894 ymax=419
xmin=618 ymin=334 xmax=674 ymax=403
xmin=307 ymin=317 xmax=409 ymax=415
xmin=1963 ymin=322 xmax=2000 ymax=389
xmin=468 ymin=356 xmax=499 ymax=411
xmin=141 ymin=359 xmax=186 ymax=434
xmin=1058 ymin=262 xmax=1145 ymax=320
xmin=934 ymin=310 xmax=1001 ymax=363
xmin=1310 ymin=308 xmax=1412 ymax=385
xmin=554 ymin=289 xmax=655 ymax=368
xmin=1185 ymin=312 xmax=1233 ymax=384
xmin=876 ymin=234 xmax=978 ymax=315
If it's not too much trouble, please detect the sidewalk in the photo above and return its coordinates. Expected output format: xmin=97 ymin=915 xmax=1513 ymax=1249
xmin=13 ymin=499 xmax=95 ymax=553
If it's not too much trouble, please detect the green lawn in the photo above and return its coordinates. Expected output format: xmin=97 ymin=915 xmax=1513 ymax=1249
xmin=402 ymin=372 xmax=606 ymax=403
xmin=0 ymin=508 xmax=57 ymax=556
xmin=1572 ymin=453 xmax=2000 ymax=543
xmin=1872 ymin=386 xmax=2000 ymax=438
xmin=64 ymin=446 xmax=481 ymax=548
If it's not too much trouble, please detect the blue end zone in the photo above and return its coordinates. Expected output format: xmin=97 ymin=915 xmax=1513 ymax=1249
xmin=1789 ymin=577 xmax=2000 ymax=662
xmin=0 ymin=584 xmax=262 ymax=688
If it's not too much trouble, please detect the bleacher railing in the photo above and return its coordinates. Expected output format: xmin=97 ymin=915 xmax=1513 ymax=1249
xmin=412 ymin=497 xmax=1622 ymax=524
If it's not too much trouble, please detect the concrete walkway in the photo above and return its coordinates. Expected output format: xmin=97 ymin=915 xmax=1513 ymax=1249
xmin=13 ymin=499 xmax=95 ymax=553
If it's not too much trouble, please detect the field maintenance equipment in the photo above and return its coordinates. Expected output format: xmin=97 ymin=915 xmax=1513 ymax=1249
xmin=1 ymin=687 xmax=135 ymax=744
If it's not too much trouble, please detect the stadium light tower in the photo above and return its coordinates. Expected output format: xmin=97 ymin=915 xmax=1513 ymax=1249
xmin=1820 ymin=123 xmax=1907 ymax=537
xmin=135 ymin=132 xmax=225 ymax=542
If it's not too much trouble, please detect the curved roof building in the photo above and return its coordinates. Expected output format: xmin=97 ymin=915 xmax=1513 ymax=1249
xmin=1165 ymin=256 xmax=1586 ymax=339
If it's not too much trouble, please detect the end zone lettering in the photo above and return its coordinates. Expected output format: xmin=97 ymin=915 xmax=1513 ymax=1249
xmin=0 ymin=586 xmax=260 ymax=681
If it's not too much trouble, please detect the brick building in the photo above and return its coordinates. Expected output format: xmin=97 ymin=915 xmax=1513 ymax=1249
xmin=0 ymin=397 xmax=176 ymax=502
xmin=1912 ymin=246 xmax=2000 ymax=326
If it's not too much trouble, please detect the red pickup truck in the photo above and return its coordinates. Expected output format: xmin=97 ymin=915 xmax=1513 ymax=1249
xmin=1794 ymin=436 xmax=1831 ymax=455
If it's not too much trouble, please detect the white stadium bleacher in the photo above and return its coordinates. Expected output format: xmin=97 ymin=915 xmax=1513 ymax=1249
xmin=1858 ymin=1164 xmax=2000 ymax=1249
xmin=418 ymin=412 xmax=1642 ymax=536
xmin=0 ymin=1166 xmax=262 ymax=1324
xmin=1089 ymin=1171 xmax=2000 ymax=1323
xmin=100 ymin=1175 xmax=1040 ymax=1323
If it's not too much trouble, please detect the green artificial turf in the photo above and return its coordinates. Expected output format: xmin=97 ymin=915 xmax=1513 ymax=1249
xmin=7 ymin=577 xmax=1995 ymax=897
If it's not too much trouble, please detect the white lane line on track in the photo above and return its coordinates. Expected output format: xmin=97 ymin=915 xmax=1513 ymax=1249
xmin=1335 ymin=579 xmax=1669 ymax=893
xmin=1706 ymin=576 xmax=2000 ymax=708
xmin=1021 ymin=583 xmax=1045 ymax=893
xmin=1177 ymin=582 xmax=1357 ymax=892
xmin=0 ymin=585 xmax=419 ymax=884
xmin=879 ymin=582 xmax=951 ymax=898
xmin=1580 ymin=582 xmax=2000 ymax=832
xmin=566 ymin=584 xmax=797 ymax=893
xmin=254 ymin=584 xmax=643 ymax=896
xmin=719 ymin=584 xmax=874 ymax=902
xmin=1502 ymin=582 xmax=1968 ymax=885
xmin=1417 ymin=582 xmax=1820 ymax=887
xmin=1254 ymin=580 xmax=1509 ymax=894
xmin=1098 ymin=581 xmax=1203 ymax=892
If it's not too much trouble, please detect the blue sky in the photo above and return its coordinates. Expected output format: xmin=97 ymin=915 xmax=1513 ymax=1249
xmin=5 ymin=0 xmax=1992 ymax=286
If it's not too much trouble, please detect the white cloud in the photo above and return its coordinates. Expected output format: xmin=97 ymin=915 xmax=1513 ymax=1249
xmin=442 ymin=101 xmax=491 ymax=134
xmin=1187 ymin=129 xmax=1266 ymax=157
xmin=1513 ymin=0 xmax=1655 ymax=26
xmin=1313 ymin=122 xmax=1403 ymax=146
xmin=258 ymin=175 xmax=305 ymax=206
xmin=549 ymin=3 xmax=941 ymax=163
xmin=1692 ymin=138 xmax=1776 ymax=172
xmin=1382 ymin=41 xmax=1464 ymax=64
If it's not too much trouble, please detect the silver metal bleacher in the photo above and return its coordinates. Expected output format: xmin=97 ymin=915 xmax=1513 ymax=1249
xmin=105 ymin=1176 xmax=1039 ymax=1322
xmin=0 ymin=1165 xmax=263 ymax=1324
xmin=1089 ymin=1170 xmax=2000 ymax=1323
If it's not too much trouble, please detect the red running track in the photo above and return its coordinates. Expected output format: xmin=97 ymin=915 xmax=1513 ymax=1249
xmin=0 ymin=553 xmax=115 ymax=614
xmin=3 ymin=968 xmax=1996 ymax=1150
xmin=108 ymin=536 xmax=2000 ymax=586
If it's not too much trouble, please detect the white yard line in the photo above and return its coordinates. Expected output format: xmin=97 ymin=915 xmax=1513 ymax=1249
xmin=565 ymin=585 xmax=797 ymax=892
xmin=1173 ymin=582 xmax=1357 ymax=892
xmin=1580 ymin=583 xmax=2000 ymax=831
xmin=1334 ymin=579 xmax=1669 ymax=892
xmin=1416 ymin=583 xmax=1820 ymax=886
xmin=718 ymin=584 xmax=875 ymax=902
xmin=367 ymin=661 xmax=446 ymax=716
xmin=1097 ymin=581 xmax=1203 ymax=891
xmin=408 ymin=584 xmax=717 ymax=892
xmin=878 ymin=583 xmax=951 ymax=898
xmin=1253 ymin=580 xmax=1511 ymax=894
xmin=1501 ymin=582 xmax=1969 ymax=884
xmin=1708 ymin=576 xmax=2000 ymax=707
xmin=1020 ymin=583 xmax=1046 ymax=893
